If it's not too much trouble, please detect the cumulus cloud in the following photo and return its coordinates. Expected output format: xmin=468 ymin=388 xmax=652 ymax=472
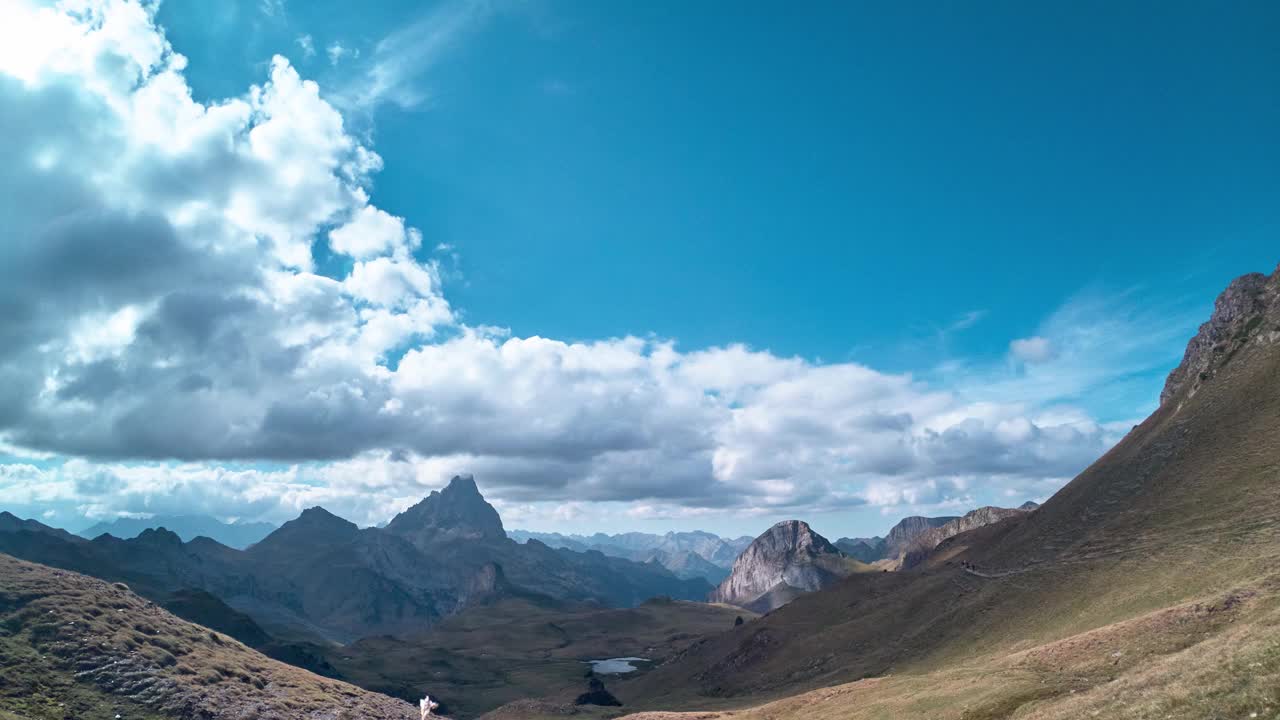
xmin=0 ymin=0 xmax=1165 ymax=529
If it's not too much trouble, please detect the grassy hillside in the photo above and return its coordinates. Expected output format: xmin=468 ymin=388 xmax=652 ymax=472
xmin=0 ymin=554 xmax=417 ymax=720
xmin=589 ymin=269 xmax=1280 ymax=718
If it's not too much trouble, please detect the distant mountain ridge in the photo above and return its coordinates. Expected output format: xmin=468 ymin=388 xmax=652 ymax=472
xmin=509 ymin=529 xmax=753 ymax=582
xmin=0 ymin=476 xmax=711 ymax=644
xmin=78 ymin=514 xmax=277 ymax=549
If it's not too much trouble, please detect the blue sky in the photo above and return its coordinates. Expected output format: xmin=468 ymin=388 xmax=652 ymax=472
xmin=0 ymin=0 xmax=1276 ymax=539
xmin=160 ymin=0 xmax=1278 ymax=376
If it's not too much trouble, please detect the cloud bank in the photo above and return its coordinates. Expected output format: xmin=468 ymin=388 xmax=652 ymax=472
xmin=0 ymin=0 xmax=1186 ymax=530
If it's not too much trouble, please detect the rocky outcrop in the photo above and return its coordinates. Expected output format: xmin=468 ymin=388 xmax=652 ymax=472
xmin=709 ymin=521 xmax=858 ymax=610
xmin=898 ymin=503 xmax=1038 ymax=569
xmin=884 ymin=515 xmax=958 ymax=558
xmin=1161 ymin=264 xmax=1280 ymax=407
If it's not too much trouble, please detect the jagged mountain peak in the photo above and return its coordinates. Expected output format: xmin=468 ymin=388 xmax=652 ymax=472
xmin=1162 ymin=263 xmax=1280 ymax=407
xmin=385 ymin=474 xmax=506 ymax=545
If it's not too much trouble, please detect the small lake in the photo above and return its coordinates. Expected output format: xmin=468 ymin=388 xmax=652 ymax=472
xmin=583 ymin=657 xmax=651 ymax=674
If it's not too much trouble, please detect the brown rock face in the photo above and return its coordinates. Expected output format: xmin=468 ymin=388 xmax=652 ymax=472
xmin=1161 ymin=264 xmax=1280 ymax=407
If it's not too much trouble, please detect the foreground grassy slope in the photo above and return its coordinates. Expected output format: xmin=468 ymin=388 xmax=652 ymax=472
xmin=607 ymin=584 xmax=1280 ymax=720
xmin=329 ymin=596 xmax=750 ymax=719
xmin=597 ymin=268 xmax=1280 ymax=717
xmin=0 ymin=554 xmax=416 ymax=720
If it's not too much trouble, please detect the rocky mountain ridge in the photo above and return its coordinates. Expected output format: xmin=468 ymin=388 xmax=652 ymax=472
xmin=897 ymin=502 xmax=1039 ymax=569
xmin=835 ymin=514 xmax=958 ymax=563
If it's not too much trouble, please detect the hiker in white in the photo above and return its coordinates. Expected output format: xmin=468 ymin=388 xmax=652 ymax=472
xmin=420 ymin=696 xmax=439 ymax=719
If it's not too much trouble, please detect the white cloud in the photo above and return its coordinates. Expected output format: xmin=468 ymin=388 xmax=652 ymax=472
xmin=260 ymin=0 xmax=286 ymax=18
xmin=329 ymin=204 xmax=415 ymax=259
xmin=296 ymin=34 xmax=315 ymax=60
xmin=326 ymin=42 xmax=355 ymax=67
xmin=336 ymin=0 xmax=497 ymax=110
xmin=0 ymin=0 xmax=1187 ymax=532
xmin=1010 ymin=335 xmax=1054 ymax=363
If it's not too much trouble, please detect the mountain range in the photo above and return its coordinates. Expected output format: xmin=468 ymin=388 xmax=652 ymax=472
xmin=509 ymin=529 xmax=754 ymax=584
xmin=5 ymin=263 xmax=1280 ymax=719
xmin=77 ymin=514 xmax=278 ymax=549
xmin=0 ymin=475 xmax=710 ymax=644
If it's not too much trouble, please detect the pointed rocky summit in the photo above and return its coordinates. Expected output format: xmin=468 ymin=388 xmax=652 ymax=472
xmin=386 ymin=474 xmax=507 ymax=547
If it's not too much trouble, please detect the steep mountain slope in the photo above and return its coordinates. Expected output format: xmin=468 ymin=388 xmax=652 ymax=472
xmin=0 ymin=553 xmax=417 ymax=720
xmin=79 ymin=514 xmax=277 ymax=549
xmin=0 ymin=476 xmax=710 ymax=643
xmin=708 ymin=521 xmax=868 ymax=611
xmin=613 ymin=263 xmax=1280 ymax=718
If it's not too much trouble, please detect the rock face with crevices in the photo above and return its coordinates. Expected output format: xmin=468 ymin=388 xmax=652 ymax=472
xmin=1161 ymin=264 xmax=1280 ymax=407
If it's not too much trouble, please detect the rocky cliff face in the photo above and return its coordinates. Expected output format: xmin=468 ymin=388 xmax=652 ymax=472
xmin=883 ymin=515 xmax=958 ymax=558
xmin=709 ymin=521 xmax=857 ymax=610
xmin=898 ymin=503 xmax=1038 ymax=569
xmin=1161 ymin=264 xmax=1280 ymax=407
